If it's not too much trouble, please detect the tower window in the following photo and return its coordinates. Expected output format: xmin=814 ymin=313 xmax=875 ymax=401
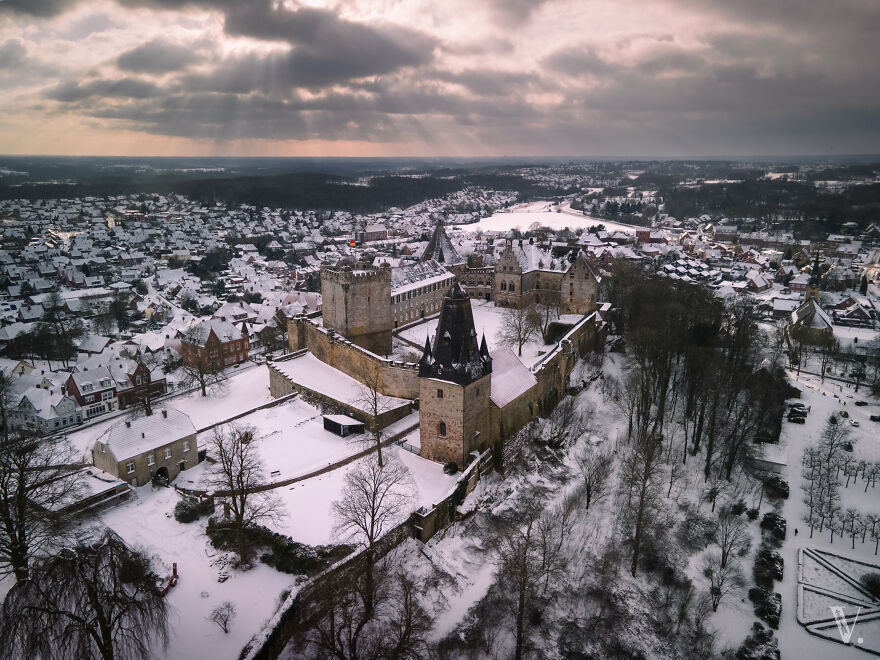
xmin=437 ymin=388 xmax=444 ymax=399
xmin=439 ymin=422 xmax=446 ymax=437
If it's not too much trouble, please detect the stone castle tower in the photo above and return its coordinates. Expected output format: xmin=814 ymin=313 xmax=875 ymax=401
xmin=418 ymin=282 xmax=492 ymax=467
xmin=805 ymin=250 xmax=822 ymax=302
xmin=320 ymin=259 xmax=393 ymax=355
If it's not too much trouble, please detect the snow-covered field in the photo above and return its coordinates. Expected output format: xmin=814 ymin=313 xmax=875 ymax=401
xmin=456 ymin=201 xmax=638 ymax=234
xmin=98 ymin=487 xmax=294 ymax=660
xmin=399 ymin=299 xmax=555 ymax=368
xmin=64 ymin=365 xmax=273 ymax=458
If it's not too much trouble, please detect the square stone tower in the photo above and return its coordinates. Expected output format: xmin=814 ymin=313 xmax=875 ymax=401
xmin=418 ymin=283 xmax=492 ymax=468
xmin=321 ymin=259 xmax=393 ymax=355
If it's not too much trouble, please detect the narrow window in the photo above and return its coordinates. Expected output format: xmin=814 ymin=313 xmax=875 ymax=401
xmin=147 ymin=453 xmax=155 ymax=466
xmin=437 ymin=388 xmax=444 ymax=399
xmin=439 ymin=421 xmax=446 ymax=437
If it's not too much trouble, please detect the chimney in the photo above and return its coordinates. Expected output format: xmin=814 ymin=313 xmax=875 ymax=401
xmin=125 ymin=421 xmax=131 ymax=428
xmin=141 ymin=432 xmax=145 ymax=438
xmin=161 ymin=410 xmax=167 ymax=419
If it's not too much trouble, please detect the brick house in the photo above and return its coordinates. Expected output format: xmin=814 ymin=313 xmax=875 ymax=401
xmin=180 ymin=319 xmax=249 ymax=371
xmin=91 ymin=409 xmax=198 ymax=487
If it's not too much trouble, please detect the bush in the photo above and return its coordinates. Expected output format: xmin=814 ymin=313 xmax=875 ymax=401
xmin=746 ymin=508 xmax=760 ymax=521
xmin=197 ymin=498 xmax=215 ymax=516
xmin=861 ymin=572 xmax=880 ymax=599
xmin=206 ymin=520 xmax=353 ymax=576
xmin=760 ymin=512 xmax=786 ymax=542
xmin=736 ymin=622 xmax=779 ymax=660
xmin=174 ymin=497 xmax=200 ymax=524
xmin=443 ymin=462 xmax=459 ymax=475
xmin=754 ymin=544 xmax=784 ymax=588
xmin=749 ymin=586 xmax=782 ymax=628
xmin=730 ymin=500 xmax=748 ymax=516
xmin=763 ymin=475 xmax=789 ymax=501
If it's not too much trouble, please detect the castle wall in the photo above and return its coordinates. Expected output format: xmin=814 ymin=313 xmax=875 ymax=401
xmin=559 ymin=256 xmax=599 ymax=315
xmin=287 ymin=317 xmax=419 ymax=399
xmin=267 ymin=359 xmax=411 ymax=431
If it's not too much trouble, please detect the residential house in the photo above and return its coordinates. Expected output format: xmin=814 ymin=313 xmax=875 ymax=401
xmin=91 ymin=409 xmax=198 ymax=487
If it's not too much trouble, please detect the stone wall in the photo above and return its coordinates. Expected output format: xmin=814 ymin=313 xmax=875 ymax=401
xmin=287 ymin=316 xmax=419 ymax=399
xmin=267 ymin=357 xmax=412 ymax=431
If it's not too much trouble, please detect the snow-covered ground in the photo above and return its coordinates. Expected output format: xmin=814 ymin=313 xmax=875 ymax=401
xmin=64 ymin=365 xmax=273 ymax=458
xmin=399 ymin=299 xmax=556 ymax=368
xmin=98 ymin=486 xmax=295 ymax=660
xmin=270 ymin=445 xmax=457 ymax=546
xmin=772 ymin=369 xmax=880 ymax=659
xmin=457 ymin=201 xmax=638 ymax=234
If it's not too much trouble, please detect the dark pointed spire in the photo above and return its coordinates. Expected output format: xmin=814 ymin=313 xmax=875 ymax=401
xmin=418 ymin=283 xmax=491 ymax=384
xmin=419 ymin=336 xmax=433 ymax=369
xmin=479 ymin=333 xmax=489 ymax=357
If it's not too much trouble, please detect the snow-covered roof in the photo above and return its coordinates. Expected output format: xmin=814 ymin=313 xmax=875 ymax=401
xmin=96 ymin=409 xmax=196 ymax=461
xmin=489 ymin=346 xmax=537 ymax=408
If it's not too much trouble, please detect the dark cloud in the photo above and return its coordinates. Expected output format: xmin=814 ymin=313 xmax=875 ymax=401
xmin=0 ymin=39 xmax=27 ymax=69
xmin=117 ymin=39 xmax=201 ymax=73
xmin=488 ymin=0 xmax=552 ymax=28
xmin=432 ymin=69 xmax=540 ymax=96
xmin=0 ymin=0 xmax=81 ymax=18
xmin=541 ymin=47 xmax=609 ymax=77
xmin=44 ymin=77 xmax=159 ymax=102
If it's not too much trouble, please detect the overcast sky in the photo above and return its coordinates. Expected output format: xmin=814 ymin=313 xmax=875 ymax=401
xmin=1 ymin=0 xmax=878 ymax=157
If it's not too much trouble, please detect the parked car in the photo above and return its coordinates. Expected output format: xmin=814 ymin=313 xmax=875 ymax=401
xmin=850 ymin=420 xmax=860 ymax=427
xmin=840 ymin=411 xmax=849 ymax=418
xmin=788 ymin=416 xmax=806 ymax=424
xmin=789 ymin=402 xmax=806 ymax=410
xmin=855 ymin=400 xmax=868 ymax=406
xmin=870 ymin=415 xmax=880 ymax=422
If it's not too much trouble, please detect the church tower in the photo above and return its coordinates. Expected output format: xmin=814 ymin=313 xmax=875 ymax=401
xmin=805 ymin=250 xmax=822 ymax=302
xmin=418 ymin=283 xmax=492 ymax=467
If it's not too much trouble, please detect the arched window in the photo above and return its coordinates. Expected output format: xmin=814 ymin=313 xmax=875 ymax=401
xmin=501 ymin=281 xmax=507 ymax=291
xmin=510 ymin=282 xmax=515 ymax=292
xmin=439 ymin=421 xmax=446 ymax=437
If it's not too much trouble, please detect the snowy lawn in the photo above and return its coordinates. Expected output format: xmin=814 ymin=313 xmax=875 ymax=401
xmin=97 ymin=486 xmax=295 ymax=660
xmin=270 ymin=446 xmax=457 ymax=546
xmin=456 ymin=201 xmax=637 ymax=234
xmin=64 ymin=365 xmax=273 ymax=459
xmin=399 ymin=299 xmax=558 ymax=368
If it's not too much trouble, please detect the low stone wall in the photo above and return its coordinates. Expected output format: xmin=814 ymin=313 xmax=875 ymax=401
xmin=412 ymin=449 xmax=492 ymax=542
xmin=239 ymin=450 xmax=492 ymax=660
xmin=288 ymin=316 xmax=419 ymax=399
xmin=267 ymin=356 xmax=412 ymax=432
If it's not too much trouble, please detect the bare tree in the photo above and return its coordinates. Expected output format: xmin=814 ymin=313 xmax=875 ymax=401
xmin=497 ymin=513 xmax=540 ymax=660
xmin=818 ymin=417 xmax=853 ymax=473
xmin=537 ymin=396 xmax=592 ymax=450
xmin=0 ymin=433 xmax=87 ymax=581
xmin=208 ymin=601 xmax=236 ymax=634
xmin=575 ymin=443 xmax=612 ymax=511
xmin=623 ymin=429 xmax=664 ymax=577
xmin=205 ymin=424 xmax=283 ymax=563
xmin=0 ymin=530 xmax=170 ymax=660
xmin=498 ymin=304 xmax=541 ymax=357
xmin=0 ymin=368 xmax=15 ymax=443
xmin=535 ymin=302 xmax=558 ymax=343
xmin=716 ymin=509 xmax=750 ymax=569
xmin=701 ymin=553 xmax=742 ymax=612
xmin=355 ymin=362 xmax=392 ymax=468
xmin=332 ymin=455 xmax=412 ymax=614
xmin=302 ymin=567 xmax=430 ymax=660
xmin=179 ymin=330 xmax=222 ymax=397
